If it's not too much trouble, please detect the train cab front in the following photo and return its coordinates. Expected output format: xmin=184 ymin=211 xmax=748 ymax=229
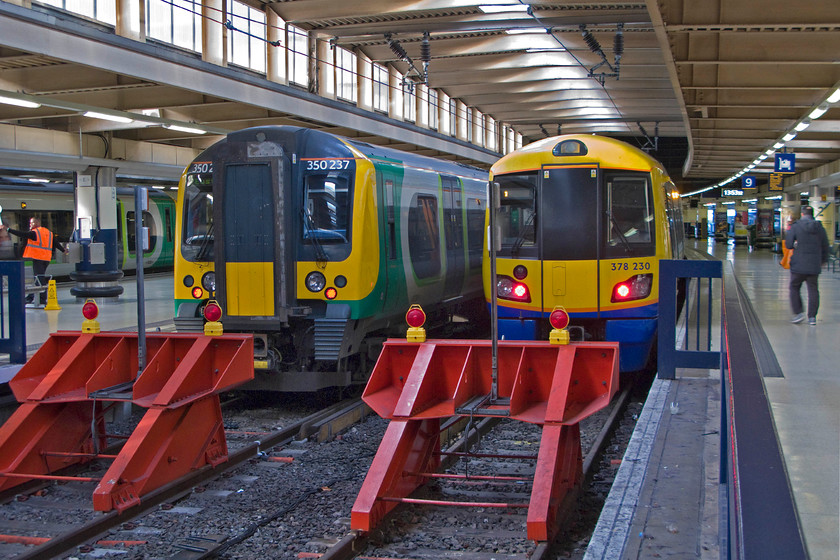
xmin=174 ymin=126 xmax=369 ymax=391
xmin=486 ymin=137 xmax=664 ymax=373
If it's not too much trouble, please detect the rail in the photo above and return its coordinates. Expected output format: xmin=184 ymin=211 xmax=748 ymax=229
xmin=657 ymin=258 xmax=807 ymax=559
xmin=0 ymin=261 xmax=26 ymax=363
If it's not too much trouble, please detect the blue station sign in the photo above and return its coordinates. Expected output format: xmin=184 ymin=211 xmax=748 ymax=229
xmin=774 ymin=153 xmax=796 ymax=174
xmin=742 ymin=175 xmax=757 ymax=189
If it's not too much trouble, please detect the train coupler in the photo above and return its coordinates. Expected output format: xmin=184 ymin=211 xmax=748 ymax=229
xmin=351 ymin=338 xmax=619 ymax=542
xmin=0 ymin=331 xmax=253 ymax=512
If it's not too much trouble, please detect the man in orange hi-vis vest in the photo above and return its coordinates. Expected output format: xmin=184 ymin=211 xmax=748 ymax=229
xmin=1 ymin=217 xmax=67 ymax=308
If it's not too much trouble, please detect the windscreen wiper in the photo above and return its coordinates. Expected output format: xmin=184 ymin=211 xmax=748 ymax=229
xmin=606 ymin=211 xmax=633 ymax=254
xmin=196 ymin=221 xmax=215 ymax=261
xmin=302 ymin=208 xmax=329 ymax=266
xmin=511 ymin=211 xmax=536 ymax=255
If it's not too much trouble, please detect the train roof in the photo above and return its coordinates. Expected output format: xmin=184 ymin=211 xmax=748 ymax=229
xmin=195 ymin=126 xmax=488 ymax=182
xmin=491 ymin=134 xmax=670 ymax=179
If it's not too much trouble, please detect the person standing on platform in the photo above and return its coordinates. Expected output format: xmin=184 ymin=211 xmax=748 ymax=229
xmin=0 ymin=218 xmax=67 ymax=308
xmin=785 ymin=206 xmax=829 ymax=325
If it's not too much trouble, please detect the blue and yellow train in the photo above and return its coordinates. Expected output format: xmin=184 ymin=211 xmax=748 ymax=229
xmin=173 ymin=126 xmax=488 ymax=391
xmin=484 ymin=134 xmax=684 ymax=372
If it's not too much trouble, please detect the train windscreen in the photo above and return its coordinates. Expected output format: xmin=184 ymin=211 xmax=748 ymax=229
xmin=299 ymin=167 xmax=353 ymax=261
xmin=181 ymin=171 xmax=214 ymax=262
xmin=602 ymin=172 xmax=655 ymax=258
xmin=495 ymin=172 xmax=538 ymax=258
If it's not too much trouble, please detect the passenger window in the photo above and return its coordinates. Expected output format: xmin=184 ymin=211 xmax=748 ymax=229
xmin=408 ymin=195 xmax=441 ymax=279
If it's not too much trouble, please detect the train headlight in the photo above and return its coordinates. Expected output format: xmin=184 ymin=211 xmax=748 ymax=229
xmin=325 ymin=287 xmax=337 ymax=300
xmin=201 ymin=272 xmax=216 ymax=293
xmin=183 ymin=275 xmax=194 ymax=287
xmin=513 ymin=265 xmax=528 ymax=280
xmin=611 ymin=273 xmax=653 ymax=303
xmin=191 ymin=286 xmax=204 ymax=299
xmin=497 ymin=275 xmax=531 ymax=303
xmin=306 ymin=271 xmax=326 ymax=292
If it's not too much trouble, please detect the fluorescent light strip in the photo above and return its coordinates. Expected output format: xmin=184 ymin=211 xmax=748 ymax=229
xmin=479 ymin=4 xmax=529 ymax=13
xmin=84 ymin=110 xmax=133 ymax=124
xmin=164 ymin=124 xmax=207 ymax=135
xmin=505 ymin=27 xmax=545 ymax=34
xmin=809 ymin=104 xmax=828 ymax=120
xmin=827 ymin=87 xmax=840 ymax=104
xmin=0 ymin=95 xmax=41 ymax=109
xmin=793 ymin=120 xmax=810 ymax=132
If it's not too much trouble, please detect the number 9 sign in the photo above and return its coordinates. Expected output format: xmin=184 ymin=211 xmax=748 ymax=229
xmin=742 ymin=175 xmax=756 ymax=189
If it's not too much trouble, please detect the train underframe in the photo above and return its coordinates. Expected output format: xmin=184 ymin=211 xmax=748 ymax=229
xmin=180 ymin=295 xmax=488 ymax=392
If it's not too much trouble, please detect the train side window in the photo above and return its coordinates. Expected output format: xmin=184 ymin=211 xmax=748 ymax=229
xmin=126 ymin=211 xmax=157 ymax=253
xmin=164 ymin=208 xmax=173 ymax=243
xmin=465 ymin=193 xmax=484 ymax=270
xmin=603 ymin=172 xmax=655 ymax=258
xmin=408 ymin=195 xmax=441 ymax=279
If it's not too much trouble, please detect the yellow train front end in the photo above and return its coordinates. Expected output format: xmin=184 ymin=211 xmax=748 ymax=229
xmin=484 ymin=135 xmax=683 ymax=372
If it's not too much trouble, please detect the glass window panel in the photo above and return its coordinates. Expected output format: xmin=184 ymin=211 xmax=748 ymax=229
xmin=336 ymin=47 xmax=357 ymax=102
xmin=289 ymin=25 xmax=309 ymax=86
xmin=428 ymin=89 xmax=439 ymax=131
xmin=372 ymin=63 xmax=389 ymax=113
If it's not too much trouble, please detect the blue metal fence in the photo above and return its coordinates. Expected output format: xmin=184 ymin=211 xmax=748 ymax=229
xmin=658 ymin=257 xmax=807 ymax=559
xmin=0 ymin=260 xmax=26 ymax=363
xmin=657 ymin=259 xmax=722 ymax=379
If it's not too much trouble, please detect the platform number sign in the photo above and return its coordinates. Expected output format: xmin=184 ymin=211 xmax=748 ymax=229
xmin=775 ymin=153 xmax=796 ymax=174
xmin=742 ymin=175 xmax=756 ymax=189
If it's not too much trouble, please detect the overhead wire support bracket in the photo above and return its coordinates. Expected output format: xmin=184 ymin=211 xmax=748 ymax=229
xmin=580 ymin=23 xmax=623 ymax=85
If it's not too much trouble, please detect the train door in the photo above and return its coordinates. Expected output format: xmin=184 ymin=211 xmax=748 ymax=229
xmin=442 ymin=175 xmax=465 ymax=299
xmin=539 ymin=164 xmax=600 ymax=315
xmin=376 ymin=167 xmax=402 ymax=312
xmin=221 ymin=163 xmax=276 ymax=317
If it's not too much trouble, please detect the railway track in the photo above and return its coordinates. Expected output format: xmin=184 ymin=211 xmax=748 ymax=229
xmin=315 ymin=388 xmax=633 ymax=560
xmin=0 ymin=380 xmax=641 ymax=560
xmin=0 ymin=397 xmax=372 ymax=559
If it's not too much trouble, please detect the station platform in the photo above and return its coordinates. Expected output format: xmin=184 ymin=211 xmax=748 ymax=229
xmin=0 ymin=272 xmax=175 ymax=384
xmin=586 ymin=239 xmax=839 ymax=560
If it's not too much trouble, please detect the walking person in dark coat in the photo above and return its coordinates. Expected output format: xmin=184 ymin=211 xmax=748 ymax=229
xmin=785 ymin=206 xmax=830 ymax=325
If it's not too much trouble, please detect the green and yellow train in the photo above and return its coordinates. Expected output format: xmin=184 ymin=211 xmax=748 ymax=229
xmin=174 ymin=126 xmax=488 ymax=391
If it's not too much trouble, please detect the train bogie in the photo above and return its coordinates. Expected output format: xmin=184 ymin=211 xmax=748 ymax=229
xmin=485 ymin=135 xmax=684 ymax=373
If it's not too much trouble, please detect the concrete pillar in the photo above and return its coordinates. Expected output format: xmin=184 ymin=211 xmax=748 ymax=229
xmin=810 ymin=186 xmax=836 ymax=245
xmin=266 ymin=11 xmax=287 ymax=85
xmin=202 ymin=0 xmax=226 ymax=67
xmin=70 ymin=167 xmax=124 ymax=299
xmin=115 ymin=0 xmax=144 ymax=42
xmin=781 ymin=192 xmax=800 ymax=236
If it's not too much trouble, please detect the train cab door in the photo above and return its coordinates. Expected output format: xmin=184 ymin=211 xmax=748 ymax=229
xmin=540 ymin=164 xmax=601 ymax=315
xmin=376 ymin=168 xmax=402 ymax=313
xmin=221 ymin=162 xmax=277 ymax=318
xmin=442 ymin=175 xmax=465 ymax=299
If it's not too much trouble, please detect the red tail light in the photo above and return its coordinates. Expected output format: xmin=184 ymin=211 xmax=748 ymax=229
xmin=611 ymin=274 xmax=653 ymax=303
xmin=497 ymin=275 xmax=531 ymax=303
